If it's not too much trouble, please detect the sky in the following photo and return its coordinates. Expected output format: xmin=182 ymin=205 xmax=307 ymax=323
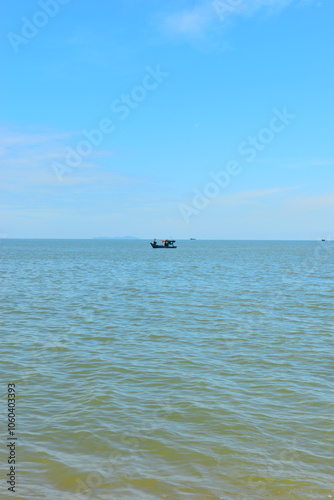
xmin=1 ymin=0 xmax=333 ymax=239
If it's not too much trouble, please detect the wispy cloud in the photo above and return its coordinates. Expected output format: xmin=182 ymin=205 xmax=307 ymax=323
xmin=158 ymin=0 xmax=316 ymax=39
xmin=285 ymin=191 xmax=334 ymax=212
xmin=0 ymin=127 xmax=141 ymax=205
xmin=213 ymin=185 xmax=301 ymax=206
xmin=255 ymin=157 xmax=334 ymax=169
xmin=162 ymin=4 xmax=214 ymax=38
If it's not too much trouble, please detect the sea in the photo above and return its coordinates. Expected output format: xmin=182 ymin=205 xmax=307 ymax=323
xmin=1 ymin=239 xmax=333 ymax=500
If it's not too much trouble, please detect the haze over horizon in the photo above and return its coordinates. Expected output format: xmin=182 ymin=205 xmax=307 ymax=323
xmin=1 ymin=0 xmax=333 ymax=240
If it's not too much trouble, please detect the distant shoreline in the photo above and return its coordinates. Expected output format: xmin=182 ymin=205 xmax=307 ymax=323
xmin=93 ymin=236 xmax=140 ymax=240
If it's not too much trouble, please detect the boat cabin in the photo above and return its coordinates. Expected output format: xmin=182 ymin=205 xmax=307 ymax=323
xmin=150 ymin=239 xmax=177 ymax=248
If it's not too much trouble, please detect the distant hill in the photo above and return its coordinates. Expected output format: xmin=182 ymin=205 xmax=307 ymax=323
xmin=93 ymin=236 xmax=140 ymax=240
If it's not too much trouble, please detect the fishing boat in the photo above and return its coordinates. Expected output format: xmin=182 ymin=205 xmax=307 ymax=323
xmin=150 ymin=239 xmax=177 ymax=248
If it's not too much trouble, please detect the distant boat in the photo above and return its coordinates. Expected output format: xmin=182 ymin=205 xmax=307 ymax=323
xmin=322 ymin=239 xmax=326 ymax=242
xmin=150 ymin=239 xmax=177 ymax=249
xmin=190 ymin=238 xmax=196 ymax=240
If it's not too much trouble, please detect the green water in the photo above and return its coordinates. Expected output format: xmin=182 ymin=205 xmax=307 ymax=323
xmin=1 ymin=240 xmax=333 ymax=499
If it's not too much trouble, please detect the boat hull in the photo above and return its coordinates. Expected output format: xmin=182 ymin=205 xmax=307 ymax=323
xmin=150 ymin=243 xmax=177 ymax=248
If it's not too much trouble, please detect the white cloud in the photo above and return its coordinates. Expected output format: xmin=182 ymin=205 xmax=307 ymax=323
xmin=257 ymin=157 xmax=334 ymax=169
xmin=285 ymin=191 xmax=334 ymax=212
xmin=162 ymin=4 xmax=214 ymax=37
xmin=159 ymin=0 xmax=316 ymax=38
xmin=213 ymin=185 xmax=301 ymax=206
xmin=213 ymin=0 xmax=315 ymax=21
xmin=0 ymin=127 xmax=141 ymax=203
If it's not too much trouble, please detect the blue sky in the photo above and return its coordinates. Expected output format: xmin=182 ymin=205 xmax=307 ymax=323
xmin=1 ymin=0 xmax=333 ymax=239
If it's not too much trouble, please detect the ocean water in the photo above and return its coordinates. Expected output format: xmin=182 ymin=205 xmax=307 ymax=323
xmin=1 ymin=239 xmax=333 ymax=500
